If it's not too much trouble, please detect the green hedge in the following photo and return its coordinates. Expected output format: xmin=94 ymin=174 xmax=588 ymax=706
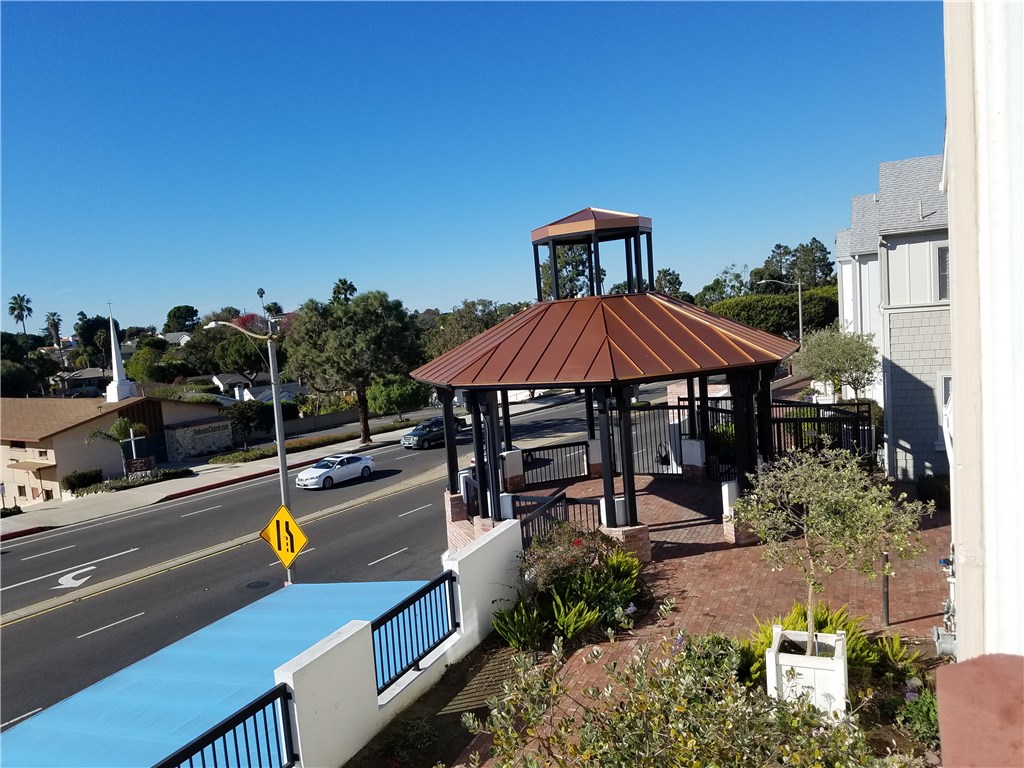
xmin=208 ymin=418 xmax=412 ymax=464
xmin=73 ymin=467 xmax=196 ymax=496
xmin=61 ymin=468 xmax=104 ymax=493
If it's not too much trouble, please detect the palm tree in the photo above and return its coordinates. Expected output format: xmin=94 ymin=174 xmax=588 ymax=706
xmin=8 ymin=294 xmax=33 ymax=334
xmin=45 ymin=312 xmax=65 ymax=368
xmin=331 ymin=278 xmax=357 ymax=305
xmin=264 ymin=301 xmax=284 ymax=316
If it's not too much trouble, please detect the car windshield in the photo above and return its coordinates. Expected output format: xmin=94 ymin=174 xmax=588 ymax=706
xmin=312 ymin=459 xmax=337 ymax=469
xmin=411 ymin=425 xmax=429 ymax=434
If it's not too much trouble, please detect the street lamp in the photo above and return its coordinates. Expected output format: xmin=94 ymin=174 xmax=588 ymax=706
xmin=757 ymin=279 xmax=803 ymax=344
xmin=205 ymin=320 xmax=290 ymax=513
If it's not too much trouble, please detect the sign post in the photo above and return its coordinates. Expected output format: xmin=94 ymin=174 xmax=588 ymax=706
xmin=260 ymin=505 xmax=308 ymax=584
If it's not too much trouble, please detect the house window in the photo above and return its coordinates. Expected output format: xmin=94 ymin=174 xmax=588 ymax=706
xmin=38 ymin=449 xmax=49 ymax=459
xmin=43 ymin=488 xmax=54 ymax=501
xmin=937 ymin=246 xmax=950 ymax=301
xmin=941 ymin=375 xmax=952 ymax=407
xmin=17 ymin=485 xmax=26 ymax=497
xmin=10 ymin=441 xmax=26 ymax=450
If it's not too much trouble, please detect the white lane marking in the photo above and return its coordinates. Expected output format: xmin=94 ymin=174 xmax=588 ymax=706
xmin=367 ymin=548 xmax=408 ymax=567
xmin=76 ymin=612 xmax=145 ymax=639
xmin=20 ymin=544 xmax=76 ymax=561
xmin=398 ymin=504 xmax=432 ymax=518
xmin=392 ymin=452 xmax=417 ymax=460
xmin=181 ymin=505 xmax=222 ymax=518
xmin=1 ymin=708 xmax=42 ymax=728
xmin=52 ymin=566 xmax=97 ymax=589
xmin=267 ymin=547 xmax=315 ymax=567
xmin=0 ymin=548 xmax=140 ymax=592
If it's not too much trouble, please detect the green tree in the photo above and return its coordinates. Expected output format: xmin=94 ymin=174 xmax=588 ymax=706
xmin=0 ymin=359 xmax=35 ymax=396
xmin=86 ymin=417 xmax=149 ymax=476
xmin=200 ymin=306 xmax=241 ymax=326
xmin=367 ymin=373 xmax=430 ymax=421
xmin=163 ymin=305 xmax=200 ymax=333
xmin=263 ymin=301 xmax=284 ymax=317
xmin=331 ymin=278 xmax=357 ymax=305
xmin=214 ymin=333 xmax=269 ymax=383
xmin=694 ymin=264 xmax=749 ymax=307
xmin=122 ymin=325 xmax=157 ymax=340
xmin=539 ymin=244 xmax=592 ymax=300
xmin=73 ymin=315 xmax=123 ymax=368
xmin=285 ymin=290 xmax=423 ymax=443
xmin=792 ymin=326 xmax=879 ymax=398
xmin=734 ymin=446 xmax=930 ymax=651
xmin=25 ymin=350 xmax=59 ymax=394
xmin=43 ymin=312 xmax=65 ymax=368
xmin=789 ymin=237 xmax=835 ymax=287
xmin=8 ymin=294 xmax=32 ymax=334
xmin=652 ymin=267 xmax=692 ymax=300
xmin=138 ymin=336 xmax=169 ymax=353
xmin=225 ymin=400 xmax=272 ymax=450
xmin=124 ymin=347 xmax=163 ymax=383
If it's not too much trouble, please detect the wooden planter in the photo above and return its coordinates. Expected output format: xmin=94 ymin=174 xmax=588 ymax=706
xmin=766 ymin=625 xmax=848 ymax=717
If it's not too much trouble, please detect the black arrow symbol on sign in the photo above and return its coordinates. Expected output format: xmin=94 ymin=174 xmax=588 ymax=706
xmin=284 ymin=521 xmax=295 ymax=553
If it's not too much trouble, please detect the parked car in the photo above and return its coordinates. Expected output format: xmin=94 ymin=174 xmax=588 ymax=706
xmin=401 ymin=416 xmax=464 ymax=449
xmin=295 ymin=454 xmax=375 ymax=490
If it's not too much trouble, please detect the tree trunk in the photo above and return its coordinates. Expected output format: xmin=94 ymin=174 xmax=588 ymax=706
xmin=356 ymin=386 xmax=372 ymax=443
xmin=806 ymin=577 xmax=817 ymax=656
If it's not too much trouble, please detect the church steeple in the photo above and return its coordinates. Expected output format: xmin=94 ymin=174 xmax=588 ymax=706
xmin=105 ymin=310 xmax=138 ymax=403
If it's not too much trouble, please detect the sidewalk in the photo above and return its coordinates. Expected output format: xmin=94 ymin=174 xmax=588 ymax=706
xmin=0 ymin=391 xmax=584 ymax=542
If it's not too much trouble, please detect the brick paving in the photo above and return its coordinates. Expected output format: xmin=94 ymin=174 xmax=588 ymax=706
xmin=454 ymin=475 xmax=950 ymax=767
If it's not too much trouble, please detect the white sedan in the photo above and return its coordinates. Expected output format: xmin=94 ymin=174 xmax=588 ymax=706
xmin=295 ymin=454 xmax=375 ymax=490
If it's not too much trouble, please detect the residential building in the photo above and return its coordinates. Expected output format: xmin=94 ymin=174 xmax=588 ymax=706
xmin=835 ymin=155 xmax=949 ymax=481
xmin=159 ymin=331 xmax=193 ymax=346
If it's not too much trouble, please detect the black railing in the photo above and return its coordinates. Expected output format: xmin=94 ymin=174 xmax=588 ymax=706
xmin=371 ymin=570 xmax=459 ymax=695
xmin=519 ymin=492 xmax=569 ymax=548
xmin=154 ymin=683 xmax=297 ymax=768
xmin=770 ymin=400 xmax=874 ymax=455
xmin=522 ymin=441 xmax=589 ymax=488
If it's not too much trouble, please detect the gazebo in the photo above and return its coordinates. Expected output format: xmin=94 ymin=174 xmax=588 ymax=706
xmin=411 ymin=208 xmax=800 ymax=555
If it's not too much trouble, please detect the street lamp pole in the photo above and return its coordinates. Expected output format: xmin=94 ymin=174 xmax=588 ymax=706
xmin=757 ymin=279 xmax=803 ymax=344
xmin=206 ymin=319 xmax=292 ymax=571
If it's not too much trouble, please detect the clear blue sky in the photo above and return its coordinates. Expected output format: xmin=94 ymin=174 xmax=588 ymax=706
xmin=1 ymin=1 xmax=946 ymax=335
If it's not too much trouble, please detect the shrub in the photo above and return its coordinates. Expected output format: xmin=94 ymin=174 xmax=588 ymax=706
xmin=1 ymin=504 xmax=24 ymax=518
xmin=61 ymin=468 xmax=104 ymax=493
xmin=461 ymin=631 xmax=923 ymax=768
xmin=493 ymin=598 xmax=549 ymax=651
xmin=898 ymin=686 xmax=940 ymax=749
xmin=550 ymin=590 xmax=602 ymax=641
xmin=741 ymin=602 xmax=879 ymax=685
xmin=876 ymin=633 xmax=921 ymax=684
xmin=69 ymin=468 xmax=196 ymax=496
xmin=706 ymin=422 xmax=735 ymax=463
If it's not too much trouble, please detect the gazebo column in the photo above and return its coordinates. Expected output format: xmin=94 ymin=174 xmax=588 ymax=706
xmin=757 ymin=365 xmax=776 ymax=463
xmin=698 ymin=375 xmax=711 ymax=441
xmin=596 ymin=387 xmax=617 ymax=527
xmin=624 ymin=237 xmax=635 ymax=291
xmin=686 ymin=376 xmax=697 ymax=438
xmin=727 ymin=370 xmax=758 ymax=492
xmin=587 ymin=242 xmax=596 ymax=296
xmin=585 ymin=387 xmax=596 ymax=439
xmin=614 ymin=386 xmax=639 ymax=525
xmin=645 ymin=232 xmax=654 ymax=289
xmin=482 ymin=391 xmax=503 ymax=517
xmin=593 ymin=237 xmax=603 ymax=293
xmin=468 ymin=391 xmax=488 ymax=513
xmin=440 ymin=387 xmax=459 ymax=493
xmin=548 ymin=242 xmax=560 ymax=300
xmin=500 ymin=390 xmax=513 ymax=449
xmin=533 ymin=244 xmax=543 ymax=303
xmin=633 ymin=232 xmax=643 ymax=290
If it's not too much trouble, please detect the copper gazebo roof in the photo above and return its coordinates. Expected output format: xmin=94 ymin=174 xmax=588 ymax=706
xmin=412 ymin=293 xmax=799 ymax=390
xmin=530 ymin=207 xmax=652 ymax=244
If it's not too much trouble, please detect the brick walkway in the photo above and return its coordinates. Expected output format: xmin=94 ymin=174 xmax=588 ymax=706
xmin=454 ymin=475 xmax=950 ymax=767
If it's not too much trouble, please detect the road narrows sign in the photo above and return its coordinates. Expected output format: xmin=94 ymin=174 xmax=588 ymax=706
xmin=260 ymin=505 xmax=308 ymax=569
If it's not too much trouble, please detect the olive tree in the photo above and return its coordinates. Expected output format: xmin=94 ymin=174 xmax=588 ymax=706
xmin=792 ymin=326 xmax=879 ymax=398
xmin=734 ymin=446 xmax=931 ymax=653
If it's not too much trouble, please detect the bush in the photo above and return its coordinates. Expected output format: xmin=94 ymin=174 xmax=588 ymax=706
xmin=898 ymin=686 xmax=940 ymax=749
xmin=461 ymin=630 xmax=923 ymax=768
xmin=72 ymin=468 xmax=196 ymax=496
xmin=1 ymin=504 xmax=24 ymax=518
xmin=706 ymin=422 xmax=735 ymax=463
xmin=740 ymin=602 xmax=879 ymax=685
xmin=493 ymin=524 xmax=642 ymax=651
xmin=61 ymin=468 xmax=104 ymax=493
xmin=208 ymin=419 xmax=413 ymax=464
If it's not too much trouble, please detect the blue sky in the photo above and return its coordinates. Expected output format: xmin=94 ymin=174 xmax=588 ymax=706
xmin=1 ymin=1 xmax=946 ymax=336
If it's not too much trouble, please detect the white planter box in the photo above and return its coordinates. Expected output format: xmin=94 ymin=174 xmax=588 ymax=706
xmin=766 ymin=625 xmax=848 ymax=716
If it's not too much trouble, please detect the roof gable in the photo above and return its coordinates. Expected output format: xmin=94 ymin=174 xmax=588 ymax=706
xmin=1 ymin=397 xmax=148 ymax=442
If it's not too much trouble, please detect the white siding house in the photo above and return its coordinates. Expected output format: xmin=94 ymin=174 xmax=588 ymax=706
xmin=836 ymin=155 xmax=949 ymax=481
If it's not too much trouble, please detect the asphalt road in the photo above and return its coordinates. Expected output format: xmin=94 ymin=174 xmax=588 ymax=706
xmin=0 ymin=398 xmax=598 ymax=728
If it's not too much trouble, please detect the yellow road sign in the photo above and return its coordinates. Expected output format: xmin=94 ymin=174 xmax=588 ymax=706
xmin=260 ymin=505 xmax=308 ymax=569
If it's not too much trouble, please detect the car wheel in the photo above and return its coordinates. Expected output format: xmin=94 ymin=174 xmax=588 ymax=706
xmin=322 ymin=477 xmax=334 ymax=490
xmin=361 ymin=466 xmax=372 ymax=479
xmin=422 ymin=439 xmax=431 ymax=449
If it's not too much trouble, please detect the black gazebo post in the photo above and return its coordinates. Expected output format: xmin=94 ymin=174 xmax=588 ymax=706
xmin=500 ymin=390 xmax=513 ymax=449
xmin=615 ymin=386 xmax=639 ymax=526
xmin=596 ymin=386 xmax=617 ymax=528
xmin=727 ymin=369 xmax=759 ymax=492
xmin=757 ymin=365 xmax=776 ymax=463
xmin=439 ymin=387 xmax=459 ymax=493
xmin=467 ymin=391 xmax=487 ymax=516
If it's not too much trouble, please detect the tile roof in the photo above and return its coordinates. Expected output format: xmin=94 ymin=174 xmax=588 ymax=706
xmin=0 ymin=397 xmax=147 ymax=442
xmin=412 ymin=293 xmax=798 ymax=389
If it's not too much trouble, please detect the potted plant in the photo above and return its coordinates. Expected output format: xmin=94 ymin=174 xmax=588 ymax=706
xmin=734 ymin=445 xmax=931 ymax=715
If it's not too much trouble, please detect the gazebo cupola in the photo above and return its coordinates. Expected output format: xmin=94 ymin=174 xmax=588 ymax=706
xmin=531 ymin=207 xmax=654 ymax=300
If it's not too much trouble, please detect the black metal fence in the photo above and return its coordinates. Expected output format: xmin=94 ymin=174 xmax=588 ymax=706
xmin=154 ymin=683 xmax=297 ymax=768
xmin=521 ymin=441 xmax=590 ymax=489
xmin=516 ymin=493 xmax=602 ymax=548
xmin=371 ymin=570 xmax=459 ymax=695
xmin=770 ymin=400 xmax=874 ymax=454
